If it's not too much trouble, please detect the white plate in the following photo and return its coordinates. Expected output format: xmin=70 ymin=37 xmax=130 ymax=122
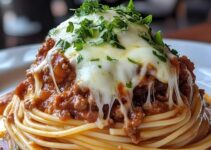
xmin=0 ymin=39 xmax=211 ymax=96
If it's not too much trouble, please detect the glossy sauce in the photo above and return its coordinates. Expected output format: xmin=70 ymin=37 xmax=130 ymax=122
xmin=0 ymin=92 xmax=13 ymax=116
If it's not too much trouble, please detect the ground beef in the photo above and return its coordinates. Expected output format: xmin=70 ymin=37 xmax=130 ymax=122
xmin=36 ymin=38 xmax=55 ymax=64
xmin=110 ymin=101 xmax=124 ymax=122
xmin=178 ymin=56 xmax=195 ymax=100
xmin=144 ymin=101 xmax=169 ymax=115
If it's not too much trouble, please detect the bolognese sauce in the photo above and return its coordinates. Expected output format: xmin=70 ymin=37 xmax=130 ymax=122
xmin=9 ymin=36 xmax=198 ymax=143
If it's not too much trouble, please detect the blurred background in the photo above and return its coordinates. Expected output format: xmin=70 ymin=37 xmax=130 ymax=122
xmin=0 ymin=0 xmax=210 ymax=49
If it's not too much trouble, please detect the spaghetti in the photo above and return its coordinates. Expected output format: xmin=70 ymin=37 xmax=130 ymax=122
xmin=1 ymin=0 xmax=211 ymax=149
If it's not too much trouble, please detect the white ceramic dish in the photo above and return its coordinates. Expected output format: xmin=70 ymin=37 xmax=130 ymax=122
xmin=0 ymin=39 xmax=210 ymax=96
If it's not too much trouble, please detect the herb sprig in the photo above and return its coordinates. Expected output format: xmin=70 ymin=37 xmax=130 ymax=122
xmin=56 ymin=39 xmax=71 ymax=52
xmin=126 ymin=81 xmax=133 ymax=88
xmin=107 ymin=56 xmax=117 ymax=61
xmin=75 ymin=0 xmax=109 ymax=17
xmin=77 ymin=54 xmax=83 ymax=64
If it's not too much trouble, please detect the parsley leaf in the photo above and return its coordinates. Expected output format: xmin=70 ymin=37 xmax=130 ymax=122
xmin=170 ymin=49 xmax=179 ymax=56
xmin=90 ymin=58 xmax=100 ymax=61
xmin=77 ymin=54 xmax=83 ymax=64
xmin=141 ymin=15 xmax=152 ymax=25
xmin=56 ymin=39 xmax=71 ymax=52
xmin=127 ymin=0 xmax=135 ymax=11
xmin=89 ymin=38 xmax=104 ymax=46
xmin=139 ymin=32 xmax=152 ymax=43
xmin=75 ymin=0 xmax=109 ymax=16
xmin=107 ymin=56 xmax=117 ymax=61
xmin=66 ymin=22 xmax=74 ymax=33
xmin=126 ymin=81 xmax=133 ymax=88
xmin=110 ymin=34 xmax=125 ymax=49
xmin=74 ymin=39 xmax=84 ymax=51
xmin=154 ymin=31 xmax=164 ymax=46
xmin=76 ymin=19 xmax=95 ymax=39
xmin=112 ymin=16 xmax=128 ymax=30
xmin=128 ymin=58 xmax=140 ymax=65
xmin=152 ymin=51 xmax=167 ymax=62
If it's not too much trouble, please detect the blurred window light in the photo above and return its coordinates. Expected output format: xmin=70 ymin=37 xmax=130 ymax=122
xmin=3 ymin=11 xmax=41 ymax=36
xmin=0 ymin=0 xmax=12 ymax=5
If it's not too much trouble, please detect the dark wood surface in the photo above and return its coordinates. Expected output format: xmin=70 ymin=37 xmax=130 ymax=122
xmin=165 ymin=21 xmax=211 ymax=43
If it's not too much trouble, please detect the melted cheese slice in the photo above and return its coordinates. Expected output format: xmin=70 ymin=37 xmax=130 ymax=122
xmin=36 ymin=10 xmax=173 ymax=127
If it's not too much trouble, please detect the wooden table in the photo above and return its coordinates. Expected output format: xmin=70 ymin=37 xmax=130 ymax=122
xmin=165 ymin=21 xmax=211 ymax=43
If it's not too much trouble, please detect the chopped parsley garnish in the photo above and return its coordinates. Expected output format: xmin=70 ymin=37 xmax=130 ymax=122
xmin=153 ymin=51 xmax=167 ymax=62
xmin=128 ymin=58 xmax=140 ymax=65
xmin=107 ymin=56 xmax=117 ymax=61
xmin=56 ymin=39 xmax=71 ymax=52
xmin=154 ymin=31 xmax=164 ymax=46
xmin=170 ymin=49 xmax=179 ymax=56
xmin=66 ymin=22 xmax=74 ymax=33
xmin=139 ymin=30 xmax=168 ymax=62
xmin=63 ymin=0 xmax=158 ymax=51
xmin=139 ymin=31 xmax=152 ymax=44
xmin=99 ymin=20 xmax=126 ymax=49
xmin=90 ymin=58 xmax=100 ymax=61
xmin=126 ymin=81 xmax=133 ymax=88
xmin=109 ymin=34 xmax=125 ymax=49
xmin=141 ymin=15 xmax=152 ymax=25
xmin=77 ymin=54 xmax=83 ymax=64
xmin=76 ymin=19 xmax=96 ymax=39
xmin=55 ymin=0 xmax=170 ymax=63
xmin=89 ymin=38 xmax=104 ymax=46
xmin=112 ymin=16 xmax=128 ymax=30
xmin=75 ymin=0 xmax=109 ymax=17
xmin=73 ymin=39 xmax=84 ymax=51
xmin=127 ymin=0 xmax=135 ymax=11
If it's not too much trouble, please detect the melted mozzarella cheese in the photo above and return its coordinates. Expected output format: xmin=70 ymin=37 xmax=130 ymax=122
xmin=0 ymin=117 xmax=6 ymax=138
xmin=35 ymin=10 xmax=176 ymax=127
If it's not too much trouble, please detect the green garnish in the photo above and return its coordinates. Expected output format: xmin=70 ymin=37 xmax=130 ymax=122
xmin=128 ymin=58 xmax=140 ymax=65
xmin=107 ymin=56 xmax=117 ymax=61
xmin=66 ymin=22 xmax=74 ymax=33
xmin=127 ymin=0 xmax=135 ymax=11
xmin=54 ymin=0 xmax=170 ymax=63
xmin=154 ymin=31 xmax=164 ymax=46
xmin=112 ymin=16 xmax=128 ymax=30
xmin=99 ymin=20 xmax=125 ymax=49
xmin=170 ymin=49 xmax=179 ymax=56
xmin=89 ymin=38 xmax=104 ymax=46
xmin=77 ymin=54 xmax=83 ymax=64
xmin=109 ymin=34 xmax=125 ymax=49
xmin=126 ymin=81 xmax=133 ymax=88
xmin=56 ymin=39 xmax=71 ymax=52
xmin=90 ymin=58 xmax=100 ymax=61
xmin=139 ymin=29 xmax=168 ymax=62
xmin=141 ymin=15 xmax=152 ymax=25
xmin=139 ymin=32 xmax=152 ymax=44
xmin=75 ymin=0 xmax=109 ymax=17
xmin=153 ymin=51 xmax=167 ymax=62
xmin=73 ymin=39 xmax=84 ymax=51
xmin=98 ymin=65 xmax=102 ymax=68
xmin=76 ymin=19 xmax=95 ymax=39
